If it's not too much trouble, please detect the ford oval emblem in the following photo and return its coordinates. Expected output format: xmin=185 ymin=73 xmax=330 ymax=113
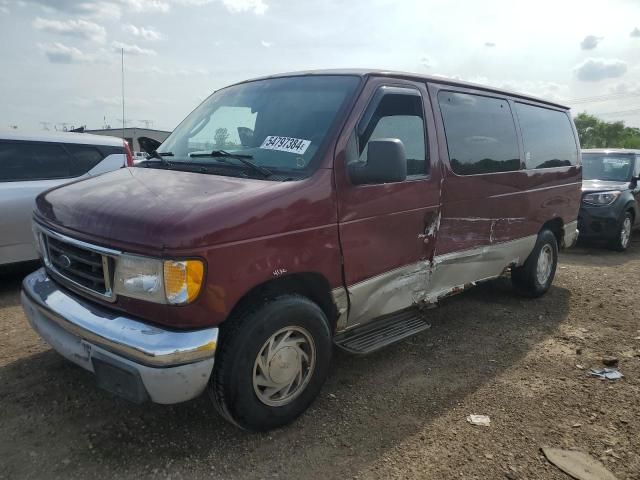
xmin=59 ymin=254 xmax=72 ymax=268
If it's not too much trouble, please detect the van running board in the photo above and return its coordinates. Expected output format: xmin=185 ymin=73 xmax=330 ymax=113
xmin=334 ymin=309 xmax=431 ymax=355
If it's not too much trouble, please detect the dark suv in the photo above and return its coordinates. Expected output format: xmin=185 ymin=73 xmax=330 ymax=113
xmin=579 ymin=149 xmax=640 ymax=251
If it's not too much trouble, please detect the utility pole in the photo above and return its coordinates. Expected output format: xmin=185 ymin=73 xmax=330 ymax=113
xmin=121 ymin=47 xmax=125 ymax=141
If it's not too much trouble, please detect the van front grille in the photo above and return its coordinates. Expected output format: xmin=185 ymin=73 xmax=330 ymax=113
xmin=43 ymin=233 xmax=113 ymax=299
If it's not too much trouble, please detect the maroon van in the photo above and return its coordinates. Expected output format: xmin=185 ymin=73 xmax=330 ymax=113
xmin=22 ymin=70 xmax=581 ymax=430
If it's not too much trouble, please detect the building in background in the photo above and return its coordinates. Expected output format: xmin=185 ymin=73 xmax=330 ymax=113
xmin=85 ymin=127 xmax=171 ymax=154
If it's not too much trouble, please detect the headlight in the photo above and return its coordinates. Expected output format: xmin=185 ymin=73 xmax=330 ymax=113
xmin=113 ymin=255 xmax=204 ymax=305
xmin=114 ymin=255 xmax=165 ymax=303
xmin=582 ymin=190 xmax=621 ymax=206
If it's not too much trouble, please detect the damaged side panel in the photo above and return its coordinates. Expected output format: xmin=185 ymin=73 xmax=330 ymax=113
xmin=425 ymin=234 xmax=536 ymax=303
xmin=342 ymin=260 xmax=432 ymax=329
xmin=339 ymin=231 xmax=537 ymax=331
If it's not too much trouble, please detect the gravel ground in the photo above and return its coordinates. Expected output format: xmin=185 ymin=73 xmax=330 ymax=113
xmin=1 ymin=240 xmax=639 ymax=480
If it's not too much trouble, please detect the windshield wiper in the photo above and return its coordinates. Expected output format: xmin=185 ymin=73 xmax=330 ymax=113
xmin=189 ymin=150 xmax=272 ymax=178
xmin=143 ymin=150 xmax=174 ymax=167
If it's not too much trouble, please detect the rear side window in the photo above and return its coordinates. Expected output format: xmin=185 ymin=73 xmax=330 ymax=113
xmin=515 ymin=103 xmax=578 ymax=169
xmin=65 ymin=144 xmax=105 ymax=175
xmin=358 ymin=90 xmax=428 ymax=176
xmin=0 ymin=141 xmax=75 ymax=181
xmin=438 ymin=91 xmax=520 ymax=175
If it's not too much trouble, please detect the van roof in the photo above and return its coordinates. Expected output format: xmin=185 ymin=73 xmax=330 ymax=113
xmin=239 ymin=69 xmax=570 ymax=110
xmin=0 ymin=129 xmax=125 ymax=147
xmin=582 ymin=148 xmax=640 ymax=154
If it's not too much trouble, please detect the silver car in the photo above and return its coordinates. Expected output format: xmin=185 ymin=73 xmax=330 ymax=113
xmin=0 ymin=130 xmax=133 ymax=265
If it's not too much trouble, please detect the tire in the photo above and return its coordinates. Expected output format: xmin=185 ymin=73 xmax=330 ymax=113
xmin=609 ymin=211 xmax=633 ymax=252
xmin=511 ymin=229 xmax=558 ymax=298
xmin=210 ymin=294 xmax=332 ymax=431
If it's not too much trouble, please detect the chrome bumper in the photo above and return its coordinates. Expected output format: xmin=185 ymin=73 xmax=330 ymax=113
xmin=21 ymin=268 xmax=218 ymax=404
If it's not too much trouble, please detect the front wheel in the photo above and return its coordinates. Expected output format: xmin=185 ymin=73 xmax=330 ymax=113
xmin=511 ymin=229 xmax=558 ymax=298
xmin=610 ymin=211 xmax=633 ymax=252
xmin=210 ymin=295 xmax=332 ymax=431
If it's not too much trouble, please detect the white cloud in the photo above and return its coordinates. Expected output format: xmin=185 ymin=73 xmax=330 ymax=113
xmin=37 ymin=42 xmax=103 ymax=64
xmin=260 ymin=40 xmax=272 ymax=48
xmin=125 ymin=0 xmax=169 ymax=13
xmin=574 ymin=58 xmax=627 ymax=82
xmin=112 ymin=41 xmax=157 ymax=56
xmin=222 ymin=0 xmax=267 ymax=14
xmin=25 ymin=0 xmax=123 ymax=18
xmin=631 ymin=27 xmax=640 ymax=38
xmin=123 ymin=24 xmax=162 ymax=41
xmin=24 ymin=0 xmax=265 ymax=17
xmin=171 ymin=0 xmax=214 ymax=5
xmin=25 ymin=0 xmax=169 ymax=18
xmin=607 ymin=81 xmax=640 ymax=95
xmin=484 ymin=42 xmax=495 ymax=47
xmin=71 ymin=96 xmax=151 ymax=108
xmin=500 ymin=80 xmax=568 ymax=102
xmin=33 ymin=17 xmax=107 ymax=43
xmin=126 ymin=65 xmax=209 ymax=76
xmin=419 ymin=55 xmax=435 ymax=69
xmin=580 ymin=35 xmax=602 ymax=50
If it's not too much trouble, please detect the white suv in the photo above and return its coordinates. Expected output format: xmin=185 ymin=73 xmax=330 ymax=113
xmin=0 ymin=130 xmax=133 ymax=265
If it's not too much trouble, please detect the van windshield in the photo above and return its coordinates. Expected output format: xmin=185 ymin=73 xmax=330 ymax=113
xmin=582 ymin=153 xmax=634 ymax=182
xmin=158 ymin=75 xmax=360 ymax=179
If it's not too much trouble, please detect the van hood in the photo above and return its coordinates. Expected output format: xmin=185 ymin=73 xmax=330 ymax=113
xmin=581 ymin=179 xmax=630 ymax=193
xmin=35 ymin=167 xmax=331 ymax=252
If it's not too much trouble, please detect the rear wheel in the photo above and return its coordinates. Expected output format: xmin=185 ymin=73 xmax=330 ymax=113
xmin=511 ymin=229 xmax=558 ymax=298
xmin=610 ymin=211 xmax=633 ymax=252
xmin=210 ymin=295 xmax=332 ymax=431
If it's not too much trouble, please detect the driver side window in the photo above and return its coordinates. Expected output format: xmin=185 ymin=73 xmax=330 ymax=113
xmin=357 ymin=89 xmax=428 ymax=177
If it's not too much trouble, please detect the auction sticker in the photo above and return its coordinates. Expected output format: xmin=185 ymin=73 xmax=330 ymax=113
xmin=260 ymin=136 xmax=311 ymax=155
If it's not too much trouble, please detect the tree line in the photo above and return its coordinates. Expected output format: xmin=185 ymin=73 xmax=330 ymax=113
xmin=574 ymin=113 xmax=640 ymax=149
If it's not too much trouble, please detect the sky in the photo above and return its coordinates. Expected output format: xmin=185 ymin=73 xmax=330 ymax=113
xmin=1 ymin=0 xmax=640 ymax=132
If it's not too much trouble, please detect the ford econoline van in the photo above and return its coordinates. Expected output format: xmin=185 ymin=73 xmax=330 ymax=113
xmin=21 ymin=70 xmax=581 ymax=430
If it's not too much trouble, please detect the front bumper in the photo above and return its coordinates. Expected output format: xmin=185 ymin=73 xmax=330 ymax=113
xmin=21 ymin=268 xmax=218 ymax=404
xmin=578 ymin=204 xmax=621 ymax=240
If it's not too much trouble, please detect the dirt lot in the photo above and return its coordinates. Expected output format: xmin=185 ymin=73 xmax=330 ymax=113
xmin=1 ymin=240 xmax=639 ymax=480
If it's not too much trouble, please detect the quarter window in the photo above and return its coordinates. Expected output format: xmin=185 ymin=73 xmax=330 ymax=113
xmin=438 ymin=92 xmax=521 ymax=175
xmin=65 ymin=144 xmax=105 ymax=175
xmin=358 ymin=90 xmax=428 ymax=177
xmin=515 ymin=103 xmax=578 ymax=169
xmin=0 ymin=141 xmax=74 ymax=182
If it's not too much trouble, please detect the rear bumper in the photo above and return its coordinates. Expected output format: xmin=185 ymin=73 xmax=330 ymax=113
xmin=21 ymin=268 xmax=218 ymax=404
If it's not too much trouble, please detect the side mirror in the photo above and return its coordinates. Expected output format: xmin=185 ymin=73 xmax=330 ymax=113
xmin=348 ymin=138 xmax=407 ymax=185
